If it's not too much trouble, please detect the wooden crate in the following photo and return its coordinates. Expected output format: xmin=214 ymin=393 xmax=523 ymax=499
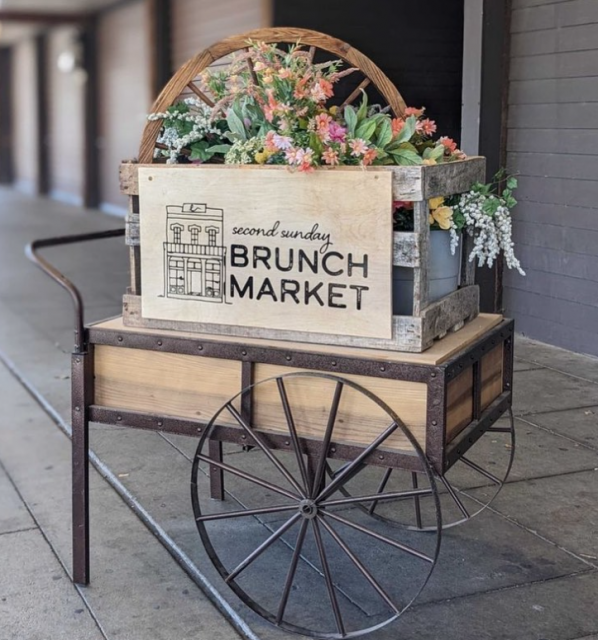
xmin=120 ymin=156 xmax=486 ymax=352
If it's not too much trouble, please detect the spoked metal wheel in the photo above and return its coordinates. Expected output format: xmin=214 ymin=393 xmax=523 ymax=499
xmin=191 ymin=373 xmax=441 ymax=639
xmin=333 ymin=408 xmax=516 ymax=532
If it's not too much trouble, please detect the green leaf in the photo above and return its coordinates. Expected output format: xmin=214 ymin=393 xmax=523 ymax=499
xmin=226 ymin=108 xmax=247 ymax=141
xmin=506 ymin=176 xmax=518 ymax=190
xmin=429 ymin=144 xmax=446 ymax=161
xmin=356 ymin=91 xmax=368 ymax=121
xmin=376 ymin=118 xmax=393 ymax=148
xmin=344 ymin=106 xmax=357 ymax=137
xmin=389 ymin=147 xmax=423 ymax=166
xmin=189 ymin=140 xmax=214 ymax=161
xmin=355 ymin=119 xmax=377 ymax=141
xmin=206 ymin=144 xmax=232 ymax=154
xmin=309 ymin=132 xmax=323 ymax=155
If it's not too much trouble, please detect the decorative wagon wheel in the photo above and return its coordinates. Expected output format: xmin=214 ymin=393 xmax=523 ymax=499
xmin=138 ymin=27 xmax=407 ymax=164
xmin=191 ymin=373 xmax=441 ymax=639
xmin=331 ymin=409 xmax=516 ymax=532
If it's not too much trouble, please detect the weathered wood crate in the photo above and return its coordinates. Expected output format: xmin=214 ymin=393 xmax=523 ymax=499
xmin=120 ymin=155 xmax=485 ymax=352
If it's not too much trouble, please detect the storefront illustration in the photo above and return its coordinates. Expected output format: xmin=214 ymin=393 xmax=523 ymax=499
xmin=163 ymin=203 xmax=226 ymax=303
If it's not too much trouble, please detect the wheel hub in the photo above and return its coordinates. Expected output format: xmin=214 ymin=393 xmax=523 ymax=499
xmin=298 ymin=499 xmax=318 ymax=520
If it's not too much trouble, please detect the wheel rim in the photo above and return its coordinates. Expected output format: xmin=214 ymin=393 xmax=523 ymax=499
xmin=333 ymin=407 xmax=516 ymax=532
xmin=191 ymin=372 xmax=441 ymax=639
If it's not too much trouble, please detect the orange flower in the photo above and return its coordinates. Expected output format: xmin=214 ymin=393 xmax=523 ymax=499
xmin=322 ymin=147 xmax=340 ymax=166
xmin=391 ymin=118 xmax=405 ymax=137
xmin=439 ymin=136 xmax=457 ymax=153
xmin=404 ymin=106 xmax=425 ymax=117
xmin=361 ymin=148 xmax=378 ymax=166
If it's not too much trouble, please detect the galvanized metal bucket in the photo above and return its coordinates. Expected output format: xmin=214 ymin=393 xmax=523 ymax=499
xmin=393 ymin=230 xmax=461 ymax=316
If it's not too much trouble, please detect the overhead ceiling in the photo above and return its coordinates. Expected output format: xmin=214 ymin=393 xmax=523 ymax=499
xmin=0 ymin=0 xmax=120 ymax=43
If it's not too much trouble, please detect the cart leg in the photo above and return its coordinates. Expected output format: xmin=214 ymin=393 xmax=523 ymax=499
xmin=71 ymin=352 xmax=92 ymax=585
xmin=209 ymin=439 xmax=224 ymax=500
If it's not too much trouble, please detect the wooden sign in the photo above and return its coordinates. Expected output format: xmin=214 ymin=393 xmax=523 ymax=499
xmin=139 ymin=167 xmax=393 ymax=340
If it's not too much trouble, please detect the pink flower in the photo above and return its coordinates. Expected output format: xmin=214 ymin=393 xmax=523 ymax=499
xmin=322 ymin=147 xmax=340 ymax=166
xmin=272 ymin=134 xmax=293 ymax=151
xmin=349 ymin=138 xmax=368 ymax=157
xmin=310 ymin=83 xmax=327 ymax=102
xmin=285 ymin=147 xmax=302 ymax=164
xmin=264 ymin=130 xmax=277 ymax=152
xmin=404 ymin=106 xmax=425 ymax=117
xmin=328 ymin=121 xmax=347 ymax=143
xmin=299 ymin=150 xmax=315 ymax=172
xmin=313 ymin=113 xmax=332 ymax=141
xmin=417 ymin=118 xmax=437 ymax=136
xmin=361 ymin=148 xmax=378 ymax=166
xmin=278 ymin=68 xmax=292 ymax=79
xmin=314 ymin=113 xmax=332 ymax=130
xmin=439 ymin=136 xmax=458 ymax=153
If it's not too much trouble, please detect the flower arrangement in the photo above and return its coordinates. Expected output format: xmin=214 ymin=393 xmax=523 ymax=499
xmin=148 ymin=40 xmax=523 ymax=276
xmin=393 ymin=171 xmax=525 ymax=276
xmin=149 ymin=41 xmax=465 ymax=170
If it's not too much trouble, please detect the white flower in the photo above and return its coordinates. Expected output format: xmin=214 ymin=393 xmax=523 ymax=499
xmin=454 ymin=190 xmax=525 ymax=276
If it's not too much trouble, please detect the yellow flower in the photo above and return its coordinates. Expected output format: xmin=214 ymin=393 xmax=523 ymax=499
xmin=329 ymin=105 xmax=339 ymax=116
xmin=423 ymin=158 xmax=437 ymax=166
xmin=429 ymin=196 xmax=444 ymax=210
xmin=254 ymin=150 xmax=269 ymax=164
xmin=430 ymin=205 xmax=453 ymax=230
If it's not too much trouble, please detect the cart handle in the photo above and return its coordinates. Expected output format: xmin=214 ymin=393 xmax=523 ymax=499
xmin=25 ymin=228 xmax=126 ymax=354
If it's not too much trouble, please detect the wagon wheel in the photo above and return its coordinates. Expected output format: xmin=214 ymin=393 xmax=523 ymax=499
xmin=191 ymin=372 xmax=440 ymax=639
xmin=139 ymin=27 xmax=407 ymax=163
xmin=331 ymin=408 xmax=516 ymax=532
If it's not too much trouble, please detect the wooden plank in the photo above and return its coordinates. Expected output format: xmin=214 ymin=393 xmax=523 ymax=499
xmin=481 ymin=343 xmax=504 ymax=411
xmin=422 ymin=157 xmax=486 ymax=198
xmin=139 ymin=166 xmax=393 ymax=341
xmin=446 ymin=367 xmax=473 ymax=442
xmin=420 ymin=285 xmax=480 ymax=351
xmin=99 ymin=309 xmax=503 ymax=365
xmin=94 ymin=345 xmax=241 ymax=423
xmin=252 ymin=364 xmax=427 ymax=453
xmin=412 ymin=201 xmax=429 ymax=316
xmin=122 ymin=291 xmax=483 ymax=353
xmin=393 ymin=232 xmax=419 ymax=268
xmin=119 ymin=158 xmax=486 ymax=202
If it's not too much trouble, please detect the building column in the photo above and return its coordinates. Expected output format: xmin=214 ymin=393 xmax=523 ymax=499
xmin=35 ymin=33 xmax=50 ymax=195
xmin=0 ymin=47 xmax=14 ymax=184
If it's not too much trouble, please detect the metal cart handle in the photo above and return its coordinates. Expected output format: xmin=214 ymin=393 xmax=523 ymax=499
xmin=25 ymin=228 xmax=126 ymax=353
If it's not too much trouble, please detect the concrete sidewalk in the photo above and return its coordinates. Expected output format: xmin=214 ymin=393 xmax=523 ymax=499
xmin=0 ymin=187 xmax=597 ymax=640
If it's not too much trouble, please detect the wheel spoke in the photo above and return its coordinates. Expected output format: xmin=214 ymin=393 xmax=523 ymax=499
xmin=438 ymin=475 xmax=470 ymax=519
xmin=461 ymin=456 xmax=502 ymax=485
xmin=318 ymin=516 xmax=400 ymax=615
xmin=311 ymin=519 xmax=345 ymax=637
xmin=316 ymin=421 xmax=400 ymax=502
xmin=341 ymin=77 xmax=372 ymax=108
xmin=277 ymin=379 xmax=310 ymax=493
xmin=322 ymin=510 xmax=434 ymax=564
xmin=225 ymin=403 xmax=305 ymax=496
xmin=226 ymin=513 xmax=301 ymax=583
xmin=276 ymin=519 xmax=309 ymax=625
xmin=245 ymin=49 xmax=259 ymax=86
xmin=311 ymin=382 xmax=344 ymax=499
xmin=320 ymin=488 xmax=433 ymax=509
xmin=367 ymin=467 xmax=392 ymax=515
xmin=196 ymin=453 xmax=301 ymax=501
xmin=412 ymin=473 xmax=423 ymax=529
xmin=187 ymin=81 xmax=215 ymax=107
xmin=196 ymin=503 xmax=298 ymax=523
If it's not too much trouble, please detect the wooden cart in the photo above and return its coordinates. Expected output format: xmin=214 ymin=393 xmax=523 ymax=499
xmin=27 ymin=29 xmax=516 ymax=640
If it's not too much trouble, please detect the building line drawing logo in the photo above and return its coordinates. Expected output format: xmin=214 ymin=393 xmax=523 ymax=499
xmin=163 ymin=203 xmax=227 ymax=304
